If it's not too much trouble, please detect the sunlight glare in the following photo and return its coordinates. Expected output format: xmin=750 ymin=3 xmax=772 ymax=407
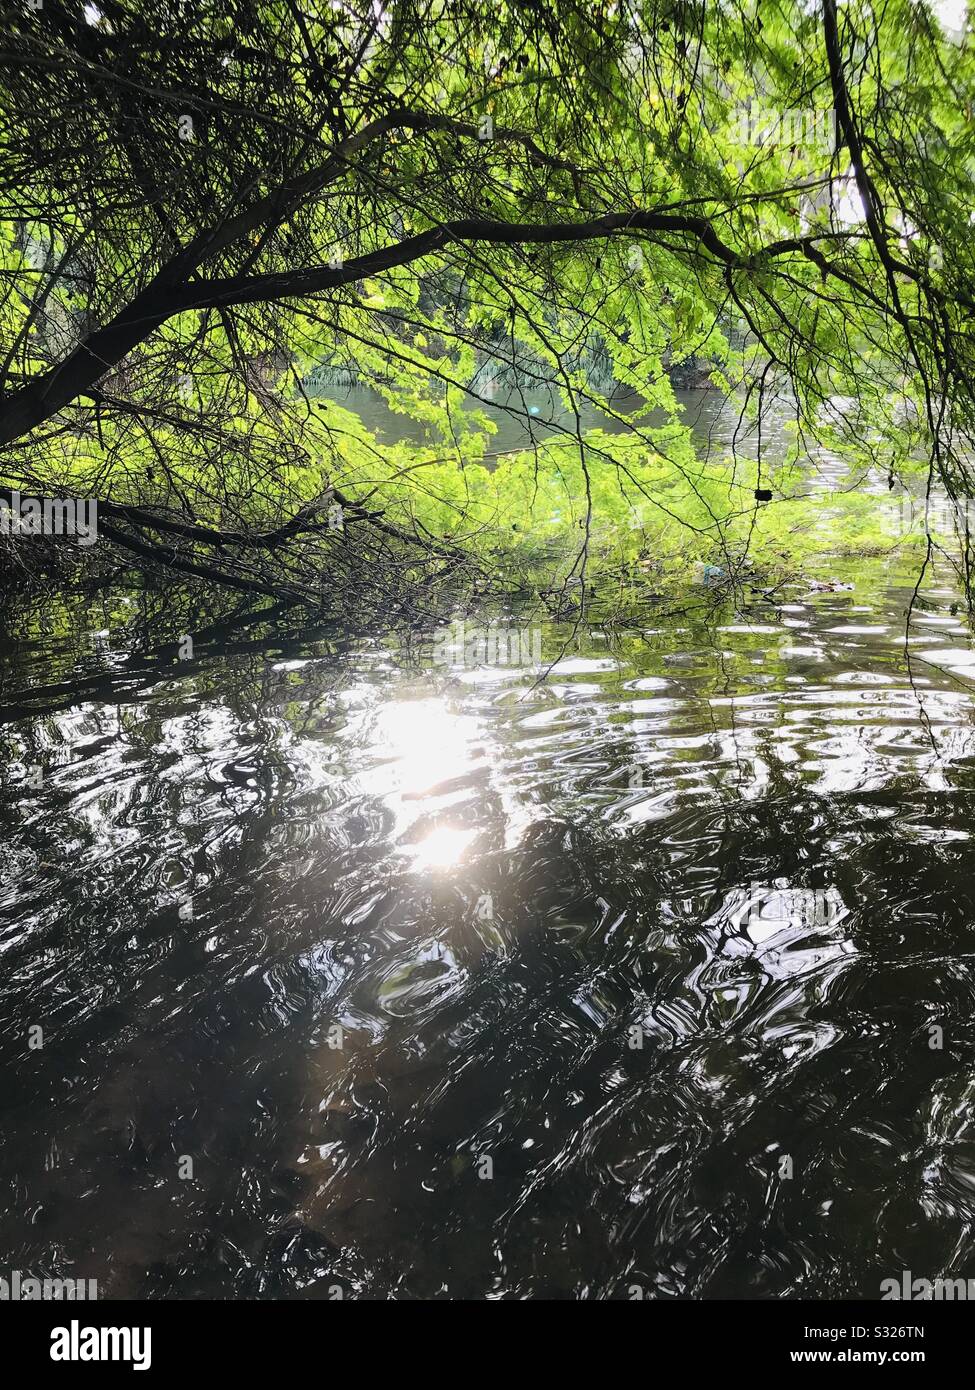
xmin=409 ymin=825 xmax=478 ymax=870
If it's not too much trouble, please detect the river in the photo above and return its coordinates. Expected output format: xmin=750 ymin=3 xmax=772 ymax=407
xmin=1 ymin=390 xmax=974 ymax=1298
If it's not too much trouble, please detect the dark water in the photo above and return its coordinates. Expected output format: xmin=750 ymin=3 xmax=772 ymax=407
xmin=3 ymin=548 xmax=975 ymax=1299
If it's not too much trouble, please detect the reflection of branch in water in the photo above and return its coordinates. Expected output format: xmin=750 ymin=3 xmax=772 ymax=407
xmin=0 ymin=601 xmax=346 ymax=724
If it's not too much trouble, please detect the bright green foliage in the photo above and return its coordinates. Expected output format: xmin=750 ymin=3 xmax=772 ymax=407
xmin=0 ymin=2 xmax=973 ymax=602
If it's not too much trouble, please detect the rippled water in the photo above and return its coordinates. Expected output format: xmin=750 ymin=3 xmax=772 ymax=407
xmin=3 ymin=552 xmax=975 ymax=1299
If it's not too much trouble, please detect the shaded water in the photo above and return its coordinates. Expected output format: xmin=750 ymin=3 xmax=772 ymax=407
xmin=3 ymin=548 xmax=975 ymax=1299
xmin=318 ymin=382 xmax=797 ymax=465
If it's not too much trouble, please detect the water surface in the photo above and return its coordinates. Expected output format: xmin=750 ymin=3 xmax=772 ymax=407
xmin=2 ymin=550 xmax=975 ymax=1298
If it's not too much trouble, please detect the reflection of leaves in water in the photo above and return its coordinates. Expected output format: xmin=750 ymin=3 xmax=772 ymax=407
xmin=5 ymin=554 xmax=975 ymax=1297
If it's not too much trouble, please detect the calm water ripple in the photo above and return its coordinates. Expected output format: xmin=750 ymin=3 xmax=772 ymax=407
xmin=3 ymin=556 xmax=975 ymax=1299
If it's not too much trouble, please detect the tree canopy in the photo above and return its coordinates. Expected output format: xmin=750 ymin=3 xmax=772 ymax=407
xmin=2 ymin=0 xmax=974 ymax=611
